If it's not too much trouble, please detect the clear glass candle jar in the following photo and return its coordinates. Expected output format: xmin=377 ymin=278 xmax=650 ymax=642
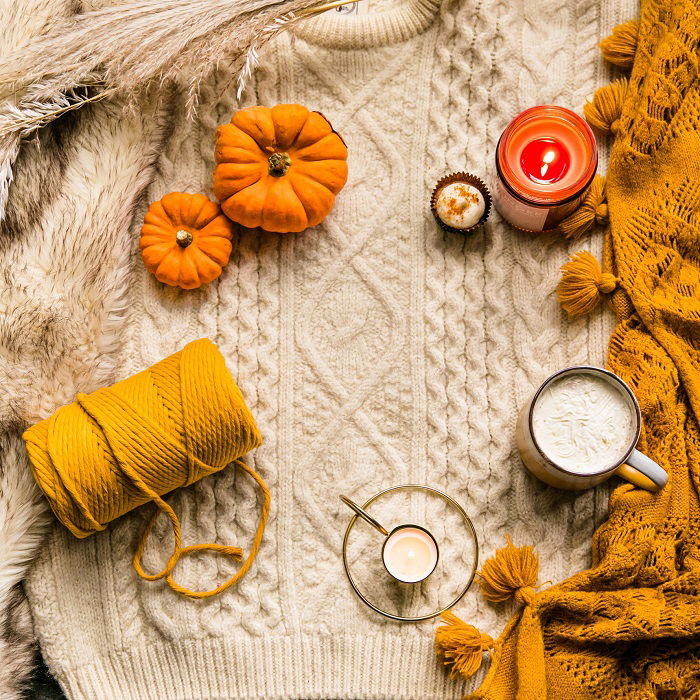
xmin=494 ymin=106 xmax=598 ymax=232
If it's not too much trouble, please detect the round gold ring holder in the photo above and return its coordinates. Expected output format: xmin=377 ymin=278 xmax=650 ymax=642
xmin=342 ymin=484 xmax=478 ymax=622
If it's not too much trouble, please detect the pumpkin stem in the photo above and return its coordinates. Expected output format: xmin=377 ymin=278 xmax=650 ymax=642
xmin=175 ymin=229 xmax=193 ymax=248
xmin=268 ymin=152 xmax=291 ymax=177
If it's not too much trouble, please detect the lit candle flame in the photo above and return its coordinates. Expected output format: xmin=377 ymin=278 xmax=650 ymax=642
xmin=540 ymin=149 xmax=556 ymax=178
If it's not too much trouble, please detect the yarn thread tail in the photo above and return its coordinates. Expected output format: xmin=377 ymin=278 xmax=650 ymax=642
xmin=23 ymin=338 xmax=268 ymax=599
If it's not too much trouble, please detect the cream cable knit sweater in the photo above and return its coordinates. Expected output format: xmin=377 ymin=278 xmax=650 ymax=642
xmin=27 ymin=0 xmax=633 ymax=697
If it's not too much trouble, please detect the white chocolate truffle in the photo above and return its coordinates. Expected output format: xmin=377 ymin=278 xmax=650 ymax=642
xmin=435 ymin=182 xmax=485 ymax=230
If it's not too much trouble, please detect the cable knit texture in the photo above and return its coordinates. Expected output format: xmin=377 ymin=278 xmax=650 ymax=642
xmin=472 ymin=1 xmax=700 ymax=697
xmin=24 ymin=0 xmax=636 ymax=697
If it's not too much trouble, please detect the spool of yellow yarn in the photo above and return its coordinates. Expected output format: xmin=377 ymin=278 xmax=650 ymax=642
xmin=23 ymin=338 xmax=269 ymax=599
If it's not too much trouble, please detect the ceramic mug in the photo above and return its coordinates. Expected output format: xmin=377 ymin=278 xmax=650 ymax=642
xmin=516 ymin=366 xmax=668 ymax=491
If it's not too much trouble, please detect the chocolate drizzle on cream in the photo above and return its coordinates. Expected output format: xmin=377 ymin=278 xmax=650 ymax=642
xmin=532 ymin=373 xmax=634 ymax=474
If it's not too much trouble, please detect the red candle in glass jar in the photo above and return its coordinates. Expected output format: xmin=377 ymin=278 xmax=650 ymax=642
xmin=493 ymin=106 xmax=597 ymax=232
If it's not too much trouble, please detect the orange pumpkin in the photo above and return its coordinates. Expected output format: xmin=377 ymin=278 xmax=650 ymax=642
xmin=140 ymin=192 xmax=234 ymax=290
xmin=213 ymin=104 xmax=348 ymax=233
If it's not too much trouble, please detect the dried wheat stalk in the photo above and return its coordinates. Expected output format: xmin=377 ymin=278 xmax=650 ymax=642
xmin=0 ymin=0 xmax=342 ymax=140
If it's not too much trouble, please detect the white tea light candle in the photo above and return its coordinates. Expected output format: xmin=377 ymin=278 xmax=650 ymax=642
xmin=382 ymin=526 xmax=438 ymax=583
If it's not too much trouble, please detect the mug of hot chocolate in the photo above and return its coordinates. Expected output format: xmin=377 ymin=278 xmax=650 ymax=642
xmin=516 ymin=366 xmax=668 ymax=491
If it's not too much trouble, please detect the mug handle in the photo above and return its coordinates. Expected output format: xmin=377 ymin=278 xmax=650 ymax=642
xmin=615 ymin=449 xmax=668 ymax=492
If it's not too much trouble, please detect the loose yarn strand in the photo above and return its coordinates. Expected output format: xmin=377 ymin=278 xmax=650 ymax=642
xmin=165 ymin=459 xmax=270 ymax=599
xmin=132 ymin=479 xmax=187 ymax=582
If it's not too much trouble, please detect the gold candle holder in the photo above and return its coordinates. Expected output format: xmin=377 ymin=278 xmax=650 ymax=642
xmin=340 ymin=484 xmax=478 ymax=622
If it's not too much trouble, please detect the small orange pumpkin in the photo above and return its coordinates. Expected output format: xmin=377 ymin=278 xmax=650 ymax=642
xmin=213 ymin=104 xmax=348 ymax=233
xmin=140 ymin=192 xmax=234 ymax=290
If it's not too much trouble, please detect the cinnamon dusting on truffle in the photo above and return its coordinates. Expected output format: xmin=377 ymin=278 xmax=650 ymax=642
xmin=435 ymin=182 xmax=485 ymax=230
xmin=443 ymin=184 xmax=480 ymax=216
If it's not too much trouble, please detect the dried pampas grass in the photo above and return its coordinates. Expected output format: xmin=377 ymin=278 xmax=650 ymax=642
xmin=0 ymin=0 xmax=354 ymax=140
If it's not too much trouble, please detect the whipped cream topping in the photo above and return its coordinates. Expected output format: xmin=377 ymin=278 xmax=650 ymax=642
xmin=532 ymin=373 xmax=635 ymax=474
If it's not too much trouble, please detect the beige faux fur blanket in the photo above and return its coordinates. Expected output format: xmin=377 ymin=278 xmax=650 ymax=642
xmin=0 ymin=0 xmax=633 ymax=697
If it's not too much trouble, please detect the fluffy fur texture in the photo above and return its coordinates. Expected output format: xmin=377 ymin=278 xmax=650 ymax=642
xmin=0 ymin=32 xmax=172 ymax=696
xmin=0 ymin=0 xmax=74 ymax=222
xmin=0 ymin=581 xmax=38 ymax=698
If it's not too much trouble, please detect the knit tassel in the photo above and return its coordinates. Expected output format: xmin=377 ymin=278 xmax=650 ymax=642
xmin=557 ymin=251 xmax=619 ymax=317
xmin=557 ymin=174 xmax=608 ymax=239
xmin=478 ymin=535 xmax=539 ymax=604
xmin=435 ymin=611 xmax=494 ymax=679
xmin=434 ymin=538 xmax=540 ymax=680
xmin=584 ymin=78 xmax=628 ymax=136
xmin=599 ymin=19 xmax=639 ymax=70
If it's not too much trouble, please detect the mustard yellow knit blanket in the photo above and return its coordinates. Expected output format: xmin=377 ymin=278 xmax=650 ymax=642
xmin=472 ymin=1 xmax=700 ymax=696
